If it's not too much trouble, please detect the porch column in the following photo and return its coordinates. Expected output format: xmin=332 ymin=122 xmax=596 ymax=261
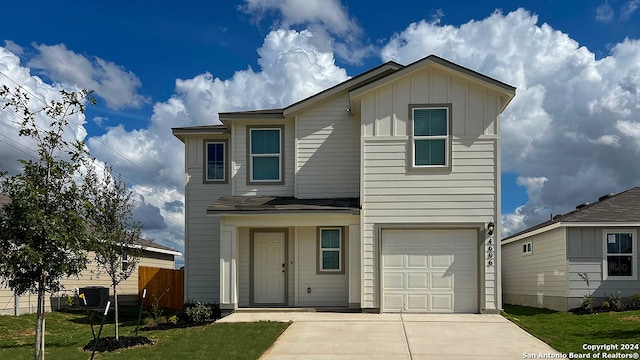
xmin=220 ymin=225 xmax=238 ymax=310
xmin=348 ymin=224 xmax=361 ymax=308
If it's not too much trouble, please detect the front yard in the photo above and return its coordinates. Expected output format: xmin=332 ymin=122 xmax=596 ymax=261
xmin=503 ymin=304 xmax=640 ymax=354
xmin=0 ymin=308 xmax=288 ymax=359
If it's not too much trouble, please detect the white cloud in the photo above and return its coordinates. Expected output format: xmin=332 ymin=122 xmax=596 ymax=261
xmin=3 ymin=40 xmax=23 ymax=56
xmin=240 ymin=0 xmax=374 ymax=63
xmin=27 ymin=43 xmax=149 ymax=110
xmin=621 ymin=0 xmax=640 ymax=19
xmin=596 ymin=1 xmax=615 ymax=22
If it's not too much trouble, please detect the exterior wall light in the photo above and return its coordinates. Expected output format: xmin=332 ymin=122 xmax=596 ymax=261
xmin=487 ymin=221 xmax=495 ymax=236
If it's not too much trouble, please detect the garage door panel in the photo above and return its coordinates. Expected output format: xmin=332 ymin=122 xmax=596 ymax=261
xmin=384 ymin=273 xmax=405 ymax=289
xmin=382 ymin=229 xmax=478 ymax=313
xmin=431 ymin=294 xmax=453 ymax=311
xmin=430 ymin=273 xmax=452 ymax=289
xmin=407 ymin=295 xmax=428 ymax=310
xmin=407 ymin=273 xmax=428 ymax=289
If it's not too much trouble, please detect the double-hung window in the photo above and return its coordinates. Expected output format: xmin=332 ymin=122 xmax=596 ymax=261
xmin=249 ymin=127 xmax=282 ymax=182
xmin=204 ymin=140 xmax=226 ymax=183
xmin=411 ymin=105 xmax=450 ymax=168
xmin=522 ymin=242 xmax=532 ymax=255
xmin=604 ymin=229 xmax=637 ymax=280
xmin=318 ymin=227 xmax=344 ymax=273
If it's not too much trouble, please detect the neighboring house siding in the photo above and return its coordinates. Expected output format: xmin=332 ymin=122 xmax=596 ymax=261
xmin=358 ymin=67 xmax=501 ymax=309
xmin=567 ymin=226 xmax=640 ymax=309
xmin=0 ymin=250 xmax=174 ymax=315
xmin=296 ymin=226 xmax=349 ymax=307
xmin=184 ymin=135 xmax=231 ymax=304
xmin=232 ymin=120 xmax=295 ymax=197
xmin=502 ymin=227 xmax=568 ymax=311
xmin=296 ymin=95 xmax=360 ymax=199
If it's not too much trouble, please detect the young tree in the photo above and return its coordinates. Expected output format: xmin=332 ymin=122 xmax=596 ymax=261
xmin=0 ymin=86 xmax=95 ymax=360
xmin=83 ymin=164 xmax=142 ymax=340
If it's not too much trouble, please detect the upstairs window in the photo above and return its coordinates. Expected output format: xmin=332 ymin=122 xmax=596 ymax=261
xmin=604 ymin=230 xmax=636 ymax=280
xmin=411 ymin=105 xmax=450 ymax=168
xmin=522 ymin=242 xmax=532 ymax=255
xmin=249 ymin=127 xmax=282 ymax=182
xmin=204 ymin=140 xmax=226 ymax=183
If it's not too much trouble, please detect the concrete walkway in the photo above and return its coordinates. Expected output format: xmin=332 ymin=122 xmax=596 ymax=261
xmin=217 ymin=312 xmax=560 ymax=359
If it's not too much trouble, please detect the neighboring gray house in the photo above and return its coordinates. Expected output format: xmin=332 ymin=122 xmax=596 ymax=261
xmin=502 ymin=186 xmax=640 ymax=311
xmin=173 ymin=54 xmax=515 ymax=313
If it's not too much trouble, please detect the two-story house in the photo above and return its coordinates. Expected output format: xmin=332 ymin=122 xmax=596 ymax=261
xmin=172 ymin=54 xmax=515 ymax=313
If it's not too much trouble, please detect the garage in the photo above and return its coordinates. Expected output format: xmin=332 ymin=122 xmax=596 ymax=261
xmin=381 ymin=229 xmax=478 ymax=313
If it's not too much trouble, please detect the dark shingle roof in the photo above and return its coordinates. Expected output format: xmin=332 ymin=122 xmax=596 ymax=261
xmin=503 ymin=186 xmax=640 ymax=241
xmin=207 ymin=196 xmax=360 ymax=214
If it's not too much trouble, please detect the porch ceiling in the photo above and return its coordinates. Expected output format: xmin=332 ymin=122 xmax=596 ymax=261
xmin=207 ymin=196 xmax=360 ymax=215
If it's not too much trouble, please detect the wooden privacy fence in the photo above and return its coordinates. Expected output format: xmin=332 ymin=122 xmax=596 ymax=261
xmin=138 ymin=266 xmax=184 ymax=310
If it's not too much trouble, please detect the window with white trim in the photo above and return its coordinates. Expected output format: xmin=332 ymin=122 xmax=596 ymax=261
xmin=523 ymin=242 xmax=532 ymax=255
xmin=604 ymin=229 xmax=637 ymax=280
xmin=204 ymin=141 xmax=226 ymax=182
xmin=411 ymin=105 xmax=450 ymax=167
xmin=249 ymin=127 xmax=282 ymax=182
xmin=319 ymin=228 xmax=342 ymax=273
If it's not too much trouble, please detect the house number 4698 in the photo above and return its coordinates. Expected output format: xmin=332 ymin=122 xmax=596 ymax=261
xmin=487 ymin=238 xmax=495 ymax=266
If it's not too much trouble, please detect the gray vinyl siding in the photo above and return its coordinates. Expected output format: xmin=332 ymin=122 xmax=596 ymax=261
xmin=358 ymin=66 xmax=502 ymax=309
xmin=501 ymin=227 xmax=568 ymax=311
xmin=184 ymin=135 xmax=231 ymax=304
xmin=567 ymin=226 xmax=640 ymax=308
xmin=296 ymin=95 xmax=360 ymax=198
xmin=232 ymin=120 xmax=295 ymax=197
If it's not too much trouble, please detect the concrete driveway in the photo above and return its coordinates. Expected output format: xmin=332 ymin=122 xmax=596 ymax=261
xmin=217 ymin=312 xmax=559 ymax=359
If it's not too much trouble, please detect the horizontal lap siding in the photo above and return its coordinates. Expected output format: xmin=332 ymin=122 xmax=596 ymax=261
xmin=567 ymin=227 xmax=640 ymax=299
xmin=184 ymin=135 xmax=231 ymax=304
xmin=502 ymin=228 xmax=567 ymax=302
xmin=296 ymin=227 xmax=348 ymax=306
xmin=296 ymin=96 xmax=360 ymax=198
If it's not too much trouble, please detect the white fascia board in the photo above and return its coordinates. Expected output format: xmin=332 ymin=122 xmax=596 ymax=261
xmin=500 ymin=223 xmax=562 ymax=245
xmin=130 ymin=243 xmax=182 ymax=257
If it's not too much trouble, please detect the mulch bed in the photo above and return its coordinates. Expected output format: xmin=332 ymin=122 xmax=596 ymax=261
xmin=83 ymin=336 xmax=153 ymax=352
xmin=139 ymin=320 xmax=214 ymax=331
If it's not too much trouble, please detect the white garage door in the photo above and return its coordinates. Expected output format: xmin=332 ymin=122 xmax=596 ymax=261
xmin=382 ymin=229 xmax=478 ymax=313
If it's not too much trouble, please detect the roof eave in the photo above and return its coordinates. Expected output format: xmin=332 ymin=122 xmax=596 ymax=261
xmin=207 ymin=209 xmax=361 ymax=216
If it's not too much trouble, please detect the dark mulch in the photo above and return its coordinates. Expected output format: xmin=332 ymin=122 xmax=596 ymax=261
xmin=569 ymin=306 xmax=628 ymax=315
xmin=83 ymin=336 xmax=153 ymax=352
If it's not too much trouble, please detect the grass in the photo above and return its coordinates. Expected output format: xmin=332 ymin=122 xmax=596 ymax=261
xmin=503 ymin=304 xmax=640 ymax=354
xmin=0 ymin=307 xmax=289 ymax=359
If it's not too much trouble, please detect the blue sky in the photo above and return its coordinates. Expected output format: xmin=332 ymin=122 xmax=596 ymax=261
xmin=1 ymin=0 xmax=640 ymax=264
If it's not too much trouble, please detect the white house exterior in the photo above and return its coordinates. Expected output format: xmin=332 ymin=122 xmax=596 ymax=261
xmin=173 ymin=55 xmax=516 ymax=313
xmin=502 ymin=187 xmax=640 ymax=311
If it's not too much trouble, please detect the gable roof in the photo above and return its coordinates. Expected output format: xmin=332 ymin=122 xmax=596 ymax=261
xmin=502 ymin=186 xmax=640 ymax=243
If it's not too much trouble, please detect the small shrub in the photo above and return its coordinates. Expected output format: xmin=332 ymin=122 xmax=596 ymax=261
xmin=628 ymin=293 xmax=640 ymax=309
xmin=604 ymin=292 xmax=625 ymax=311
xmin=578 ymin=273 xmax=594 ymax=313
xmin=184 ymin=302 xmax=213 ymax=323
xmin=168 ymin=315 xmax=178 ymax=324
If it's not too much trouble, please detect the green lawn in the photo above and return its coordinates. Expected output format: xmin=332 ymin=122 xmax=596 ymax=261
xmin=0 ymin=308 xmax=289 ymax=359
xmin=503 ymin=304 xmax=640 ymax=354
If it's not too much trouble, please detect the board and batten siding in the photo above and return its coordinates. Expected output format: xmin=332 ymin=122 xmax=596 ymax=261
xmin=502 ymin=227 xmax=568 ymax=311
xmin=184 ymin=135 xmax=231 ymax=304
xmin=357 ymin=66 xmax=502 ymax=309
xmin=231 ymin=120 xmax=295 ymax=197
xmin=296 ymin=95 xmax=360 ymax=198
xmin=567 ymin=226 xmax=640 ymax=309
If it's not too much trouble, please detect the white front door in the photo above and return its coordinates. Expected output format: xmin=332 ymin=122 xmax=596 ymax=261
xmin=253 ymin=232 xmax=286 ymax=304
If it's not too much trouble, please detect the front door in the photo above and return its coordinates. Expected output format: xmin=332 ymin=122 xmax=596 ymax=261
xmin=253 ymin=232 xmax=286 ymax=304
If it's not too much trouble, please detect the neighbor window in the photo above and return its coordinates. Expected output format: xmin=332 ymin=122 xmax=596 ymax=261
xmin=318 ymin=228 xmax=344 ymax=273
xmin=249 ymin=127 xmax=282 ymax=182
xmin=411 ymin=105 xmax=450 ymax=167
xmin=204 ymin=140 xmax=226 ymax=183
xmin=604 ymin=230 xmax=637 ymax=280
xmin=523 ymin=242 xmax=532 ymax=254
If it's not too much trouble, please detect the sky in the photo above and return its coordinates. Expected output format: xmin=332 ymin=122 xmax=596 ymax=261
xmin=1 ymin=0 xmax=640 ymax=267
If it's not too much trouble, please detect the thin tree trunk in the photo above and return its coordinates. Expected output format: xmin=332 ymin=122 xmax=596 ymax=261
xmin=114 ymin=284 xmax=119 ymax=340
xmin=34 ymin=275 xmax=45 ymax=360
